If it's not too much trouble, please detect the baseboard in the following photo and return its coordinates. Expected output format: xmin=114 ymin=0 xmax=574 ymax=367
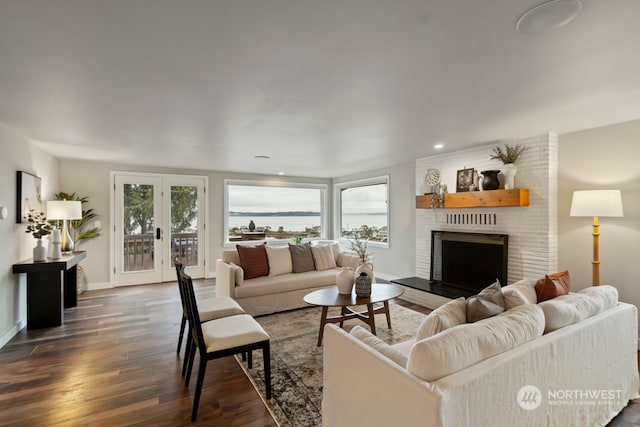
xmin=0 ymin=320 xmax=25 ymax=350
xmin=86 ymin=281 xmax=112 ymax=291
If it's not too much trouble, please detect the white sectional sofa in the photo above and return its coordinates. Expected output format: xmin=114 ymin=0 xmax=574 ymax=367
xmin=323 ymin=282 xmax=639 ymax=427
xmin=216 ymin=240 xmax=360 ymax=316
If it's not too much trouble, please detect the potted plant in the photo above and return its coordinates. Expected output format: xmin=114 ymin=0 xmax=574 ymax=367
xmin=489 ymin=143 xmax=527 ymax=189
xmin=349 ymin=237 xmax=374 ymax=281
xmin=25 ymin=210 xmax=53 ymax=261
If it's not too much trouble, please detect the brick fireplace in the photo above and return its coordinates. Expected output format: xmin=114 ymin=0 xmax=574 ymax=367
xmin=408 ymin=133 xmax=558 ymax=308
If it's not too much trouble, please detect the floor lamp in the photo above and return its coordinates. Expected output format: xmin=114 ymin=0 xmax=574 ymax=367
xmin=46 ymin=200 xmax=83 ymax=254
xmin=569 ymin=190 xmax=624 ymax=286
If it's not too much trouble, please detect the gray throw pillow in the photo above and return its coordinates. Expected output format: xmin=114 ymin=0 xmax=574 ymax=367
xmin=466 ymin=280 xmax=505 ymax=322
xmin=289 ymin=243 xmax=315 ymax=273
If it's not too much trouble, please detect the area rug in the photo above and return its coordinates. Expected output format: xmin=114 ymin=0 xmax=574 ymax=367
xmin=234 ymin=304 xmax=427 ymax=427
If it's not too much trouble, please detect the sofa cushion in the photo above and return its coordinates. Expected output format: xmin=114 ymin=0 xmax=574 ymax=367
xmin=535 ymin=270 xmax=570 ymax=302
xmin=407 ymin=304 xmax=545 ymax=382
xmin=350 ymin=326 xmax=408 ymax=367
xmin=289 ymin=243 xmax=316 ymax=273
xmin=265 ymin=245 xmax=293 ymax=276
xmin=466 ymin=280 xmax=505 ymax=322
xmin=221 ymin=248 xmax=241 ymax=265
xmin=416 ymin=297 xmax=466 ymax=341
xmin=538 ymin=285 xmax=618 ymax=333
xmin=235 ymin=268 xmax=340 ymax=298
xmin=236 ymin=244 xmax=269 ymax=279
xmin=311 ymin=240 xmax=341 ymax=264
xmin=501 ymin=278 xmax=537 ymax=309
xmin=311 ymin=245 xmax=337 ymax=271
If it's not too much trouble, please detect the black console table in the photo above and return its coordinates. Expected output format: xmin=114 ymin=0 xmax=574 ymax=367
xmin=12 ymin=251 xmax=86 ymax=330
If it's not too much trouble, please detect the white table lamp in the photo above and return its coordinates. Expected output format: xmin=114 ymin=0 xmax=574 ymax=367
xmin=46 ymin=200 xmax=83 ymax=254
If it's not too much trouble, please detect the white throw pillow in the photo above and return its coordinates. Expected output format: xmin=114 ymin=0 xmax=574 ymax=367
xmin=350 ymin=326 xmax=408 ymax=367
xmin=577 ymin=285 xmax=618 ymax=311
xmin=415 ymin=297 xmax=466 ymax=341
xmin=265 ymin=245 xmax=293 ymax=276
xmin=502 ymin=278 xmax=538 ymax=309
xmin=407 ymin=304 xmax=544 ymax=382
xmin=311 ymin=245 xmax=337 ymax=271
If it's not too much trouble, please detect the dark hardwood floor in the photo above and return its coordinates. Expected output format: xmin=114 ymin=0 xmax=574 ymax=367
xmin=0 ymin=279 xmax=637 ymax=426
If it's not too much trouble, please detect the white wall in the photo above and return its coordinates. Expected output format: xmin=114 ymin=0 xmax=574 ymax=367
xmin=0 ymin=123 xmax=59 ymax=347
xmin=333 ymin=161 xmax=416 ymax=280
xmin=58 ymin=159 xmax=331 ymax=286
xmin=558 ymin=119 xmax=640 ymax=311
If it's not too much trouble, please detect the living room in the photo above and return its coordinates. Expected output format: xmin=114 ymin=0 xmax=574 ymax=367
xmin=1 ymin=1 xmax=639 ymax=425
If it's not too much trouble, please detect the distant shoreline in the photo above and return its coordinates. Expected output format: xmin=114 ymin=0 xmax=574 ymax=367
xmin=229 ymin=211 xmax=385 ymax=216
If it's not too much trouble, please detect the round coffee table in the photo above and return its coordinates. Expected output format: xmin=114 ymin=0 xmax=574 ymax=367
xmin=303 ymin=283 xmax=404 ymax=346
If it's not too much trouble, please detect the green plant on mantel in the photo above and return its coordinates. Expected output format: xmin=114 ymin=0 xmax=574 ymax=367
xmin=54 ymin=192 xmax=100 ymax=247
xmin=25 ymin=210 xmax=53 ymax=239
xmin=490 ymin=143 xmax=527 ymax=164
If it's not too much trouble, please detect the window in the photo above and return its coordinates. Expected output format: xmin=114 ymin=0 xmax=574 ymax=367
xmin=225 ymin=180 xmax=327 ymax=243
xmin=334 ymin=176 xmax=389 ymax=246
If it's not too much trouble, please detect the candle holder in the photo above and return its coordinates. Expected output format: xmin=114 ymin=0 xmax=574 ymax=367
xmin=49 ymin=228 xmax=62 ymax=259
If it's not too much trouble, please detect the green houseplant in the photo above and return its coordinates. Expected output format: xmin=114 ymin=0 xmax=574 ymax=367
xmin=53 ymin=192 xmax=100 ymax=247
xmin=489 ymin=143 xmax=527 ymax=190
xmin=25 ymin=210 xmax=53 ymax=261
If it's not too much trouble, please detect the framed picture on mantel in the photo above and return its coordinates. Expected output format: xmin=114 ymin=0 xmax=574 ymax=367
xmin=16 ymin=171 xmax=42 ymax=223
xmin=456 ymin=168 xmax=474 ymax=193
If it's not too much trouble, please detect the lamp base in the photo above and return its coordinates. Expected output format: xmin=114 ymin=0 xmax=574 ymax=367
xmin=61 ymin=220 xmax=75 ymax=254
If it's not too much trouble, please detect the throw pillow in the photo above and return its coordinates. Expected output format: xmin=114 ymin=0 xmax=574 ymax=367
xmin=415 ymin=297 xmax=466 ymax=341
xmin=501 ymin=278 xmax=537 ymax=309
xmin=236 ymin=244 xmax=269 ymax=280
xmin=310 ymin=245 xmax=337 ymax=271
xmin=289 ymin=243 xmax=315 ymax=273
xmin=350 ymin=326 xmax=408 ymax=367
xmin=535 ymin=270 xmax=570 ymax=302
xmin=265 ymin=245 xmax=293 ymax=276
xmin=466 ymin=280 xmax=506 ymax=322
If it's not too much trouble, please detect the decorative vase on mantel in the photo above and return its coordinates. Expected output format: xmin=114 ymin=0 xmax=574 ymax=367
xmin=33 ymin=239 xmax=47 ymax=262
xmin=502 ymin=164 xmax=517 ymax=190
xmin=355 ymin=262 xmax=374 ymax=283
xmin=336 ymin=267 xmax=355 ymax=294
xmin=481 ymin=170 xmax=501 ymax=191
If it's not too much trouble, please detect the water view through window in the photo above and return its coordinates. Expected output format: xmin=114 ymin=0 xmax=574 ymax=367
xmin=227 ymin=184 xmax=325 ymax=242
xmin=339 ymin=182 xmax=388 ymax=243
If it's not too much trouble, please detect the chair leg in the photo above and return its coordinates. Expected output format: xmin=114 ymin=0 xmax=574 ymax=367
xmin=263 ymin=342 xmax=272 ymax=400
xmin=191 ymin=358 xmax=207 ymax=422
xmin=182 ymin=326 xmax=193 ymax=377
xmin=185 ymin=342 xmax=197 ymax=388
xmin=177 ymin=316 xmax=186 ymax=354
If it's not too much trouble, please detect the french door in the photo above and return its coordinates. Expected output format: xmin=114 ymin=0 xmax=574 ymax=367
xmin=113 ymin=173 xmax=207 ymax=286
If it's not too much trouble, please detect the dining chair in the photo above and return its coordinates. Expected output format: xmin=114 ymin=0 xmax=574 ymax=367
xmin=177 ymin=265 xmax=271 ymax=421
xmin=174 ymin=259 xmax=245 ymax=375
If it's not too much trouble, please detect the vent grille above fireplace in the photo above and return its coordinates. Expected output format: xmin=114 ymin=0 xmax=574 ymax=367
xmin=445 ymin=213 xmax=498 ymax=225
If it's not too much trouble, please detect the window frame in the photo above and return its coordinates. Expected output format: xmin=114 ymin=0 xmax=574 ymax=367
xmin=333 ymin=175 xmax=390 ymax=248
xmin=224 ymin=179 xmax=329 ymax=245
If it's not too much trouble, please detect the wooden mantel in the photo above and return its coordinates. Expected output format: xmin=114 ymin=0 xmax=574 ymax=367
xmin=416 ymin=188 xmax=529 ymax=209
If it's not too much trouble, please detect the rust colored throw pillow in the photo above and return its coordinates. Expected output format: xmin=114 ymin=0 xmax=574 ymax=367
xmin=535 ymin=270 xmax=571 ymax=302
xmin=236 ymin=244 xmax=269 ymax=280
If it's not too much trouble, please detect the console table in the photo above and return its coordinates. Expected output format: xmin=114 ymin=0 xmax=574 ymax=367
xmin=12 ymin=251 xmax=86 ymax=330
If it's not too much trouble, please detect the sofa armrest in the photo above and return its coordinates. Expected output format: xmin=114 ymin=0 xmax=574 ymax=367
xmin=215 ymin=259 xmax=241 ymax=298
xmin=322 ymin=324 xmax=444 ymax=427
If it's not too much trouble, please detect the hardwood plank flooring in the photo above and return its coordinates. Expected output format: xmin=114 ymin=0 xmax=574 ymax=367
xmin=0 ymin=280 xmax=636 ymax=426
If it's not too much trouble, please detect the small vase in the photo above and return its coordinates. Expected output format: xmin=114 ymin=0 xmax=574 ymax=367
xmin=336 ymin=267 xmax=355 ymax=294
xmin=355 ymin=262 xmax=374 ymax=283
xmin=503 ymin=164 xmax=517 ymax=190
xmin=481 ymin=170 xmax=500 ymax=191
xmin=355 ymin=272 xmax=372 ymax=297
xmin=33 ymin=239 xmax=47 ymax=262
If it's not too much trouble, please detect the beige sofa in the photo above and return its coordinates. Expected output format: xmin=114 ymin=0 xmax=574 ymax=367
xmin=323 ymin=282 xmax=639 ymax=427
xmin=215 ymin=240 xmax=360 ymax=316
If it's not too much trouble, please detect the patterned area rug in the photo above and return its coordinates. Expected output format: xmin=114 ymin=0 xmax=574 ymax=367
xmin=234 ymin=304 xmax=427 ymax=427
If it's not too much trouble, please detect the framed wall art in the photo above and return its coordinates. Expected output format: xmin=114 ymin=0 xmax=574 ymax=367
xmin=456 ymin=168 xmax=475 ymax=193
xmin=16 ymin=171 xmax=42 ymax=223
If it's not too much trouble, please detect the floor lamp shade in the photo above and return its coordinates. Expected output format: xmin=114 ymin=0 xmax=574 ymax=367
xmin=569 ymin=190 xmax=623 ymax=286
xmin=46 ymin=200 xmax=82 ymax=253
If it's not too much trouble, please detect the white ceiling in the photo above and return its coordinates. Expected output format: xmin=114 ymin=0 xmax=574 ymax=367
xmin=1 ymin=0 xmax=639 ymax=178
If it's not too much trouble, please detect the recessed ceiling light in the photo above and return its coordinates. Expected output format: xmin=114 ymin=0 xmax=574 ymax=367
xmin=278 ymin=172 xmax=284 ymax=176
xmin=434 ymin=143 xmax=444 ymax=149
xmin=516 ymin=0 xmax=582 ymax=35
xmin=254 ymin=155 xmax=270 ymax=159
